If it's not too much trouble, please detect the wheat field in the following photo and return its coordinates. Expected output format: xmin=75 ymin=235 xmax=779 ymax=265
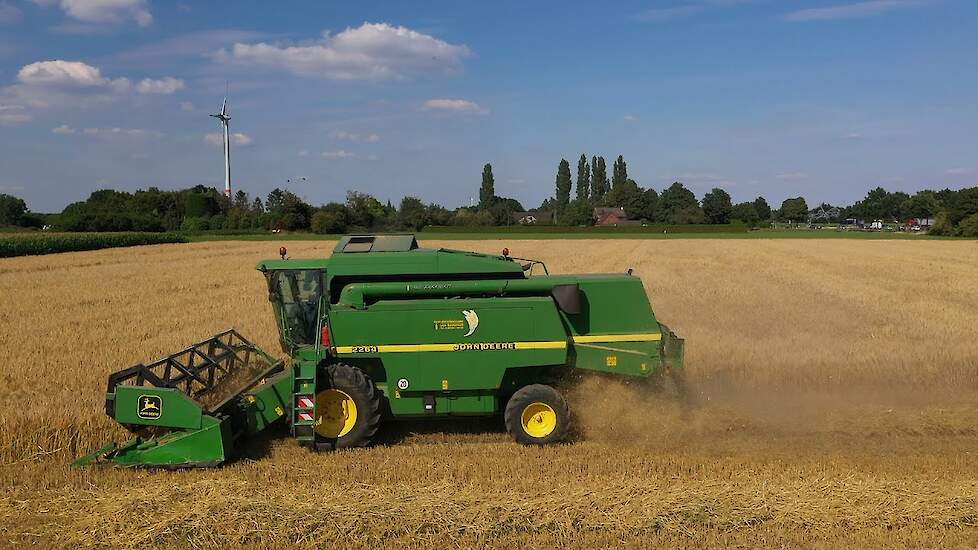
xmin=2 ymin=238 xmax=978 ymax=548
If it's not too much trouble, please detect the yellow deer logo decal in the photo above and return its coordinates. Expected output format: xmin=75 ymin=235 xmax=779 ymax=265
xmin=462 ymin=310 xmax=479 ymax=337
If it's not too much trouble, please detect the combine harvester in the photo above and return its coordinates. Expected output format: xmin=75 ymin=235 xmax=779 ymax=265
xmin=76 ymin=235 xmax=684 ymax=467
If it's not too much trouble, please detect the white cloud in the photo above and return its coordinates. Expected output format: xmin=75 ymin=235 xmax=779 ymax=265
xmin=205 ymin=132 xmax=252 ymax=147
xmin=0 ymin=1 xmax=23 ymax=24
xmin=223 ymin=22 xmax=470 ymax=80
xmin=7 ymin=60 xmax=184 ymax=118
xmin=0 ymin=104 xmax=31 ymax=125
xmin=945 ymin=168 xmax=974 ymax=176
xmin=52 ymin=124 xmax=76 ymax=134
xmin=783 ymin=1 xmax=922 ymax=22
xmin=623 ymin=114 xmax=638 ymax=122
xmin=321 ymin=150 xmax=355 ymax=159
xmin=179 ymin=101 xmax=194 ymax=111
xmin=297 ymin=149 xmax=310 ymax=157
xmin=135 ymin=77 xmax=185 ymax=94
xmin=422 ymin=98 xmax=488 ymax=115
xmin=35 ymin=0 xmax=153 ymax=27
xmin=331 ymin=130 xmax=380 ymax=143
xmin=18 ymin=60 xmax=110 ymax=87
xmin=82 ymin=127 xmax=147 ymax=137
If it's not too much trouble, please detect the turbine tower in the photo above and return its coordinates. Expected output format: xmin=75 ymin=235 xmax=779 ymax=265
xmin=210 ymin=98 xmax=232 ymax=197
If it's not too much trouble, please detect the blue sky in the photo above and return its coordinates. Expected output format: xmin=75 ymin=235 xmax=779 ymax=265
xmin=0 ymin=0 xmax=975 ymax=212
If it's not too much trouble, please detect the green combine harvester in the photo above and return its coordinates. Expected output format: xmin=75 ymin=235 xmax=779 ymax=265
xmin=75 ymin=235 xmax=684 ymax=467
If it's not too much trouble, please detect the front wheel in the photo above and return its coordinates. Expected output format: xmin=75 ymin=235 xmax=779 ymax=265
xmin=314 ymin=363 xmax=381 ymax=450
xmin=504 ymin=384 xmax=571 ymax=445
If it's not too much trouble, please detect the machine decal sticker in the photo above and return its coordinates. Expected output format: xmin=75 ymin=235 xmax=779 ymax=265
xmin=433 ymin=319 xmax=465 ymax=330
xmin=397 ymin=378 xmax=410 ymax=390
xmin=453 ymin=342 xmax=515 ymax=351
xmin=334 ymin=340 xmax=567 ymax=354
xmin=137 ymin=395 xmax=162 ymax=419
xmin=462 ymin=310 xmax=479 ymax=337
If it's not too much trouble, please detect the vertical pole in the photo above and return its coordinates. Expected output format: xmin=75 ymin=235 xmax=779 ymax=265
xmin=223 ymin=121 xmax=231 ymax=197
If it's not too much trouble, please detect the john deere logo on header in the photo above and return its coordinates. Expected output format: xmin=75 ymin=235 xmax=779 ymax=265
xmin=137 ymin=395 xmax=162 ymax=419
xmin=433 ymin=310 xmax=480 ymax=337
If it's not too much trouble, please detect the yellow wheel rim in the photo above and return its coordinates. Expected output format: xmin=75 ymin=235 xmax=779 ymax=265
xmin=315 ymin=389 xmax=358 ymax=438
xmin=521 ymin=402 xmax=557 ymax=438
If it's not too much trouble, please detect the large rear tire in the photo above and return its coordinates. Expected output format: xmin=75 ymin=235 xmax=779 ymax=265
xmin=314 ymin=363 xmax=381 ymax=450
xmin=504 ymin=384 xmax=571 ymax=445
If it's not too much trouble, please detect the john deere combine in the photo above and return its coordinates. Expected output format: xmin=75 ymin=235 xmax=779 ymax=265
xmin=76 ymin=234 xmax=684 ymax=467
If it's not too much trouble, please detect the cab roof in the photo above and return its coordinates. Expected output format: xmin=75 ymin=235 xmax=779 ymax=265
xmin=256 ymin=235 xmax=526 ymax=279
xmin=333 ymin=234 xmax=418 ymax=253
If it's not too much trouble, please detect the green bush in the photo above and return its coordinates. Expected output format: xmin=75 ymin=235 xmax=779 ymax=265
xmin=928 ymin=212 xmax=955 ymax=236
xmin=958 ymin=212 xmax=978 ymax=238
xmin=0 ymin=232 xmax=186 ymax=258
xmin=180 ymin=217 xmax=210 ymax=231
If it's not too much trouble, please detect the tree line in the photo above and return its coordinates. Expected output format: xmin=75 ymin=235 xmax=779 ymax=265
xmin=1 ymin=154 xmax=976 ymax=236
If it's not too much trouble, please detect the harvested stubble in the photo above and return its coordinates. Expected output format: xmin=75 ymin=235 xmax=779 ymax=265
xmin=1 ymin=239 xmax=978 ymax=548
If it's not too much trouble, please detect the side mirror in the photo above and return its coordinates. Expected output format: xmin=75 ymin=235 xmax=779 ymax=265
xmin=551 ymin=283 xmax=582 ymax=315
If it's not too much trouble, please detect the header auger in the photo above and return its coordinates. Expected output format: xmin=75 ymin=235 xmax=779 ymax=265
xmin=75 ymin=234 xmax=685 ymax=468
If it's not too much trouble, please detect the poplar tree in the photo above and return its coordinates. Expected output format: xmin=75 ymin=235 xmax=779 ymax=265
xmin=576 ymin=154 xmax=590 ymax=201
xmin=555 ymin=159 xmax=572 ymax=211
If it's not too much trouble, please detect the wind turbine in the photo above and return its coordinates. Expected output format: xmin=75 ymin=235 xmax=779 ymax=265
xmin=210 ymin=97 xmax=232 ymax=197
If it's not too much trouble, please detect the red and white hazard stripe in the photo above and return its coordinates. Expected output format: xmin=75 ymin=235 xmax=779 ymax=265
xmin=297 ymin=397 xmax=314 ymax=409
xmin=297 ymin=412 xmax=314 ymax=422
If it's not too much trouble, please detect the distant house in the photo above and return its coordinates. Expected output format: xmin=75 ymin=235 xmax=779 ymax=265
xmin=512 ymin=211 xmax=553 ymax=225
xmin=593 ymin=206 xmax=639 ymax=226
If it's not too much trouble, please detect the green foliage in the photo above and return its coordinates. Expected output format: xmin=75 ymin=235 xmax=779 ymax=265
xmin=638 ymin=188 xmax=659 ymax=221
xmin=901 ymin=191 xmax=940 ymax=219
xmin=779 ymin=197 xmax=809 ymax=222
xmin=558 ymin=198 xmax=595 ymax=226
xmin=488 ymin=197 xmax=525 ymax=226
xmin=554 ymin=159 xmax=572 ymax=212
xmin=753 ymin=196 xmax=772 ymax=221
xmin=0 ymin=194 xmax=28 ymax=227
xmin=590 ymin=156 xmax=609 ymax=201
xmin=701 ymin=188 xmax=733 ymax=224
xmin=928 ymin=211 xmax=955 ymax=236
xmin=603 ymin=179 xmax=646 ymax=219
xmin=345 ymin=191 xmax=387 ymax=229
xmin=575 ymin=155 xmax=590 ymax=201
xmin=957 ymin=212 xmax=978 ymax=237
xmin=180 ymin=217 xmax=210 ymax=231
xmin=658 ymin=182 xmax=702 ymax=224
xmin=944 ymin=187 xmax=978 ymax=226
xmin=397 ymin=196 xmax=429 ymax=231
xmin=0 ymin=232 xmax=186 ymax=257
xmin=184 ymin=190 xmax=220 ymax=219
xmin=846 ymin=187 xmax=909 ymax=221
xmin=731 ymin=202 xmax=760 ymax=227
xmin=450 ymin=208 xmax=495 ymax=226
xmin=612 ymin=155 xmax=627 ymax=189
xmin=311 ymin=210 xmax=347 ymax=234
xmin=479 ymin=163 xmax=495 ymax=209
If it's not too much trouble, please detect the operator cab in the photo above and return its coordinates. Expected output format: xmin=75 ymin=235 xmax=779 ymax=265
xmin=264 ymin=269 xmax=325 ymax=352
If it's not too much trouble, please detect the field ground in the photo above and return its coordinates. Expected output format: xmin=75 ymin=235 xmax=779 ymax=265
xmin=2 ymin=238 xmax=978 ymax=548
